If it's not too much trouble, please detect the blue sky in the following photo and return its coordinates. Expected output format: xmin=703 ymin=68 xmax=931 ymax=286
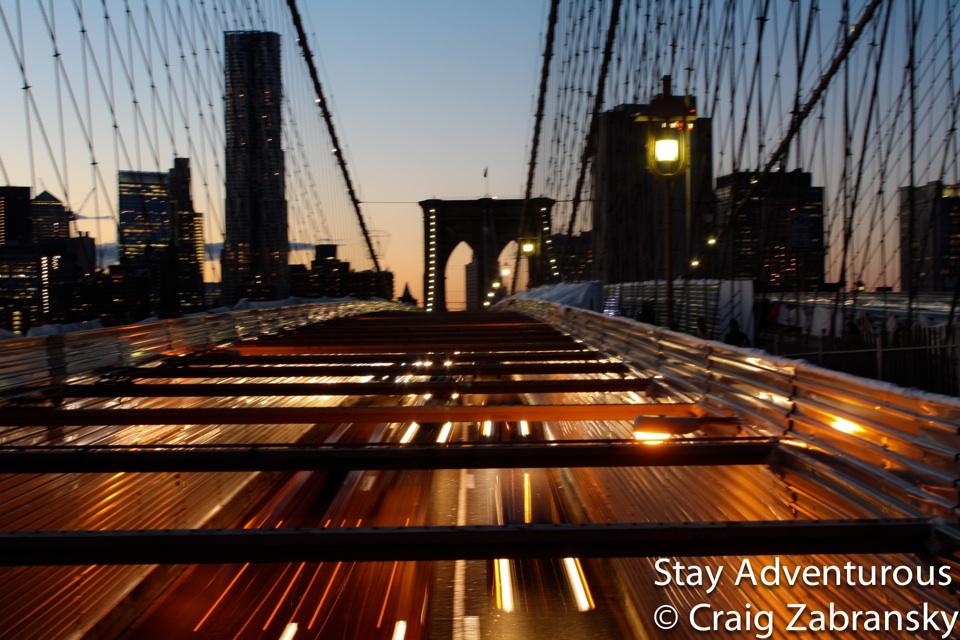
xmin=307 ymin=1 xmax=549 ymax=302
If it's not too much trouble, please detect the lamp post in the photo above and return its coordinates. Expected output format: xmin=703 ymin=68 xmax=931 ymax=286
xmin=636 ymin=75 xmax=696 ymax=330
xmin=511 ymin=239 xmax=537 ymax=295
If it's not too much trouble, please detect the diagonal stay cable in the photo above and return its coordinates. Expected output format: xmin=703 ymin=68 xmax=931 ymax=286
xmin=284 ymin=0 xmax=381 ymax=275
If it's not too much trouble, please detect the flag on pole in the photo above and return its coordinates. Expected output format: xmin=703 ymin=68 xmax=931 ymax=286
xmin=483 ymin=167 xmax=488 ymax=178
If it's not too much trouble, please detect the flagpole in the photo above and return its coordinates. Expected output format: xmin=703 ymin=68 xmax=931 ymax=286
xmin=484 ymin=167 xmax=489 ymax=196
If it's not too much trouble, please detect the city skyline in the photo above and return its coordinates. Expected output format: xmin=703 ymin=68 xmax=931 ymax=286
xmin=0 ymin=1 xmax=547 ymax=309
xmin=0 ymin=1 xmax=957 ymax=311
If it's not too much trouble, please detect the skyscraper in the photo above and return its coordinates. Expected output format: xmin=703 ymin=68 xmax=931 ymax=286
xmin=715 ymin=170 xmax=825 ymax=292
xmin=0 ymin=186 xmax=31 ymax=247
xmin=899 ymin=181 xmax=960 ymax=293
xmin=0 ymin=188 xmax=76 ymax=332
xmin=30 ymin=191 xmax=71 ymax=245
xmin=118 ymin=171 xmax=172 ymax=263
xmin=117 ymin=160 xmax=205 ymax=316
xmin=221 ymin=31 xmax=287 ymax=304
xmin=168 ymin=158 xmax=205 ymax=313
xmin=591 ymin=101 xmax=714 ymax=285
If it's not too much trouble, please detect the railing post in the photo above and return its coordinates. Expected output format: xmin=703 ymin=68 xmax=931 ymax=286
xmin=954 ymin=322 xmax=960 ymax=398
xmin=46 ymin=334 xmax=68 ymax=389
xmin=875 ymin=327 xmax=884 ymax=381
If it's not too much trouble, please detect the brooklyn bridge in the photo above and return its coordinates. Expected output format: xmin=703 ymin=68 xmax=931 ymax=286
xmin=0 ymin=1 xmax=958 ymax=639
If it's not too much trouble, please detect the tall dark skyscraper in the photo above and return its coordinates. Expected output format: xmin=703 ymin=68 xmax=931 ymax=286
xmin=591 ymin=101 xmax=715 ymax=285
xmin=168 ymin=158 xmax=205 ymax=313
xmin=899 ymin=181 xmax=960 ymax=293
xmin=715 ymin=170 xmax=825 ymax=292
xmin=221 ymin=31 xmax=288 ymax=304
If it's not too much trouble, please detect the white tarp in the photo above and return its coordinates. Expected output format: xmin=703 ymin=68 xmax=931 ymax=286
xmin=508 ymin=281 xmax=605 ymax=312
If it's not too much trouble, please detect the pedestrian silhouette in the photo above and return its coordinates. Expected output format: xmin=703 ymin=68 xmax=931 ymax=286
xmin=725 ymin=319 xmax=751 ymax=347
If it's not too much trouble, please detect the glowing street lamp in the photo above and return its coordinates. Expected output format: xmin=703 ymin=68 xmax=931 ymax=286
xmin=654 ymin=139 xmax=679 ymax=163
xmin=635 ymin=75 xmax=696 ymax=330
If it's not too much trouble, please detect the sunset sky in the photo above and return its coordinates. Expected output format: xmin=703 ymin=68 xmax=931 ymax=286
xmin=0 ymin=0 xmax=550 ymax=308
xmin=2 ymin=1 xmax=954 ymax=306
xmin=310 ymin=1 xmax=549 ymax=305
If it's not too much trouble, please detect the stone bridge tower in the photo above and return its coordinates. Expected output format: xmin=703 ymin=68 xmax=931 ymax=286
xmin=420 ymin=198 xmax=554 ymax=311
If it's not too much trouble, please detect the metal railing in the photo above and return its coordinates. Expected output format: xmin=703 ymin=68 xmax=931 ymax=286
xmin=504 ymin=298 xmax=960 ymax=521
xmin=0 ymin=300 xmax=403 ymax=397
xmin=765 ymin=330 xmax=960 ymax=397
xmin=603 ymin=279 xmax=755 ymax=342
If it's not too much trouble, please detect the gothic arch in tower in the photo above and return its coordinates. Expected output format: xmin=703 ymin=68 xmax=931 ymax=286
xmin=420 ymin=198 xmax=554 ymax=311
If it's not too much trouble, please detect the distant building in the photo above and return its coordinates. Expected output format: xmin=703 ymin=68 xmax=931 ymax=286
xmin=310 ymin=244 xmax=347 ymax=297
xmin=118 ymin=170 xmax=172 ymax=263
xmin=899 ymin=181 xmax=960 ymax=293
xmin=67 ymin=270 xmax=155 ymax=327
xmin=118 ymin=160 xmax=205 ymax=317
xmin=346 ymin=269 xmax=393 ymax=300
xmin=221 ymin=31 xmax=288 ymax=304
xmin=397 ymin=284 xmax=417 ymax=306
xmin=30 ymin=191 xmax=71 ymax=245
xmin=289 ymin=244 xmax=393 ymax=301
xmin=0 ymin=248 xmax=44 ymax=332
xmin=290 ymin=244 xmax=347 ymax=299
xmin=0 ymin=188 xmax=86 ymax=332
xmin=714 ymin=170 xmax=825 ymax=292
xmin=464 ymin=258 xmax=478 ymax=310
xmin=70 ymin=233 xmax=97 ymax=276
xmin=168 ymin=158 xmax=205 ymax=313
xmin=591 ymin=101 xmax=714 ymax=285
xmin=0 ymin=186 xmax=31 ymax=247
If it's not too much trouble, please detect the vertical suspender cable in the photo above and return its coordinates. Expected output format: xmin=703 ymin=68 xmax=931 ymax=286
xmin=514 ymin=0 xmax=560 ymax=293
xmin=906 ymin=0 xmax=917 ymax=326
xmin=559 ymin=0 xmax=623 ymax=276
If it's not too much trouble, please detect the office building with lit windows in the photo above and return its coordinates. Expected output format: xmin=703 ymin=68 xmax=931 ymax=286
xmin=221 ymin=30 xmax=288 ymax=304
xmin=30 ymin=191 xmax=71 ymax=246
xmin=118 ymin=170 xmax=172 ymax=263
xmin=714 ymin=170 xmax=825 ymax=292
xmin=899 ymin=181 xmax=960 ymax=293
xmin=116 ymin=160 xmax=205 ymax=317
xmin=0 ymin=188 xmax=76 ymax=332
